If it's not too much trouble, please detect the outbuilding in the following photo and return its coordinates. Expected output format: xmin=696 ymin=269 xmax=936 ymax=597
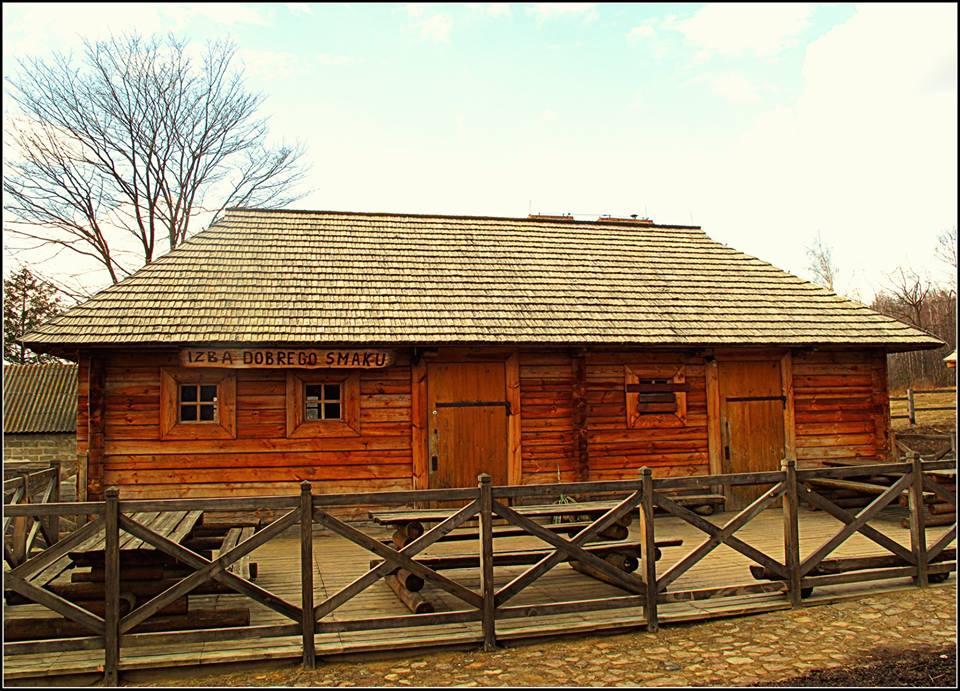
xmin=24 ymin=209 xmax=942 ymax=507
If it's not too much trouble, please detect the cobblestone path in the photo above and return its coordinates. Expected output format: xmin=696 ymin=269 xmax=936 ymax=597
xmin=138 ymin=584 xmax=957 ymax=687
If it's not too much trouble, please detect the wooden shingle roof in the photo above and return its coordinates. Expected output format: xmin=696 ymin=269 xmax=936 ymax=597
xmin=3 ymin=363 xmax=78 ymax=433
xmin=24 ymin=209 xmax=942 ymax=351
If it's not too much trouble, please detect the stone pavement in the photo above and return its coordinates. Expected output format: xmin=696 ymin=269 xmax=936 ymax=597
xmin=137 ymin=583 xmax=957 ymax=687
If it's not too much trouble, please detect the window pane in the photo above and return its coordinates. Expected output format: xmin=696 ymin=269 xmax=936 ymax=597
xmin=305 ymin=384 xmax=324 ymax=400
xmin=199 ymin=404 xmax=216 ymax=421
xmin=199 ymin=385 xmax=218 ymax=402
xmin=180 ymin=405 xmax=197 ymax=421
xmin=324 ymin=402 xmax=341 ymax=420
xmin=324 ymin=383 xmax=341 ymax=401
xmin=305 ymin=404 xmax=320 ymax=420
xmin=180 ymin=385 xmax=197 ymax=402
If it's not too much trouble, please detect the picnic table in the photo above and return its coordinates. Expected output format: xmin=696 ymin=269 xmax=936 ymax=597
xmin=368 ymin=501 xmax=683 ymax=613
xmin=4 ymin=510 xmax=255 ymax=640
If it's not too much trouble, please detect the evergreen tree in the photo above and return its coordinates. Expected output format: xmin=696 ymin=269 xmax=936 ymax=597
xmin=3 ymin=266 xmax=64 ymax=364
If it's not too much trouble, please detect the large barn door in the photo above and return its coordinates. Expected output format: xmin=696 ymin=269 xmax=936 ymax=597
xmin=718 ymin=360 xmax=786 ymax=510
xmin=427 ymin=361 xmax=510 ymax=488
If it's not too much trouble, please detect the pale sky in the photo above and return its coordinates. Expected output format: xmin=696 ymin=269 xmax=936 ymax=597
xmin=2 ymin=3 xmax=957 ymax=303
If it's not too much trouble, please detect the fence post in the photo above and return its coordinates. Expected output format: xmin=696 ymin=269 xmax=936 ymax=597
xmin=908 ymin=453 xmax=929 ymax=588
xmin=48 ymin=462 xmax=61 ymax=544
xmin=478 ymin=473 xmax=496 ymax=651
xmin=300 ymin=481 xmax=316 ymax=669
xmin=781 ymin=458 xmax=802 ymax=607
xmin=12 ymin=473 xmax=30 ymax=564
xmin=639 ymin=467 xmax=659 ymax=632
xmin=906 ymin=388 xmax=916 ymax=426
xmin=103 ymin=487 xmax=120 ymax=686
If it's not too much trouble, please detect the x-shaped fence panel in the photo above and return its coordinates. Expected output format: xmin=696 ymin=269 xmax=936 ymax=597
xmin=491 ymin=491 xmax=647 ymax=607
xmin=312 ymin=498 xmax=483 ymax=622
xmin=922 ymin=475 xmax=957 ymax=562
xmin=4 ymin=517 xmax=107 ymax=635
xmin=798 ymin=471 xmax=914 ymax=576
xmin=4 ymin=467 xmax=61 ymax=568
xmin=654 ymin=481 xmax=788 ymax=592
xmin=116 ymin=509 xmax=302 ymax=633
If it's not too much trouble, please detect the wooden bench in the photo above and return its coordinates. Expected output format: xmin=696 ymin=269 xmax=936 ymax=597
xmin=217 ymin=526 xmax=259 ymax=580
xmin=370 ymin=538 xmax=683 ymax=576
xmin=658 ymin=492 xmax=726 ymax=516
xmin=370 ymin=537 xmax=684 ymax=613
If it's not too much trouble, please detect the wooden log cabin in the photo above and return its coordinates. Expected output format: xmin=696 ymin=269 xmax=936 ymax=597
xmin=23 ymin=209 xmax=943 ymax=509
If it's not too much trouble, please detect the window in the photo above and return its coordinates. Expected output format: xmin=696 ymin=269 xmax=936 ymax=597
xmin=630 ymin=378 xmax=679 ymax=415
xmin=625 ymin=365 xmax=687 ymax=428
xmin=286 ymin=371 xmax=360 ymax=438
xmin=160 ymin=369 xmax=236 ymax=440
xmin=305 ymin=383 xmax=342 ymax=420
xmin=179 ymin=383 xmax=219 ymax=422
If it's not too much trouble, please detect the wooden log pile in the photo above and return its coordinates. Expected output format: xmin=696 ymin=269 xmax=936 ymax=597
xmin=804 ymin=475 xmax=897 ymax=511
xmin=899 ymin=470 xmax=956 ymax=529
xmin=370 ymin=539 xmax=682 ymax=613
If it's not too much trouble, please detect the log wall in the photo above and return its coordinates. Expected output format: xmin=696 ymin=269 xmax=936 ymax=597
xmin=583 ymin=351 xmax=709 ymax=481
xmin=77 ymin=346 xmax=894 ymax=498
xmin=79 ymin=350 xmax=413 ymax=499
xmin=518 ymin=352 xmax=578 ymax=484
xmin=792 ymin=350 xmax=892 ymax=467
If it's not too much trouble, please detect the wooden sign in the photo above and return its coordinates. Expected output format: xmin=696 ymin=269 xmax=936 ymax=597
xmin=180 ymin=348 xmax=395 ymax=369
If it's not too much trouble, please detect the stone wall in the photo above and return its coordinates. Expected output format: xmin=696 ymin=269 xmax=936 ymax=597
xmin=4 ymin=433 xmax=79 ymax=501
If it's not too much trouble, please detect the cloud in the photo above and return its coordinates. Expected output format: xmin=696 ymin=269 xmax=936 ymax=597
xmin=284 ymin=3 xmax=313 ymax=14
xmin=2 ymin=3 xmax=270 ymax=62
xmin=419 ymin=14 xmax=453 ymax=42
xmin=707 ymin=72 xmax=760 ymax=104
xmin=404 ymin=4 xmax=453 ymax=42
xmin=239 ymin=48 xmax=302 ymax=80
xmin=466 ymin=3 xmax=511 ymax=17
xmin=528 ymin=3 xmax=597 ymax=22
xmin=316 ymin=52 xmax=355 ymax=66
xmin=627 ymin=24 xmax=655 ymax=40
xmin=670 ymin=3 xmax=813 ymax=58
xmin=694 ymin=3 xmax=957 ymax=297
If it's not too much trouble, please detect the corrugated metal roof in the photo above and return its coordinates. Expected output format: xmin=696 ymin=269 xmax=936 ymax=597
xmin=3 ymin=363 xmax=78 ymax=433
xmin=23 ymin=208 xmax=943 ymax=350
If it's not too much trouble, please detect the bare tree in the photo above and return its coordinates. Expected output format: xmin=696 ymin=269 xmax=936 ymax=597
xmin=4 ymin=33 xmax=308 ymax=283
xmin=806 ymin=231 xmax=838 ymax=291
xmin=935 ymin=226 xmax=957 ymax=279
xmin=886 ymin=266 xmax=932 ymax=330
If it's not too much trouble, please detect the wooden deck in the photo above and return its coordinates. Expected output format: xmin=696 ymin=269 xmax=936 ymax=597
xmin=4 ymin=503 xmax=955 ymax=683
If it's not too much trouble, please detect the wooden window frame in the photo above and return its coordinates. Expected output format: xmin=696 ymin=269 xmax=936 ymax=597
xmin=625 ymin=365 xmax=687 ymax=428
xmin=160 ymin=368 xmax=237 ymax=440
xmin=286 ymin=370 xmax=361 ymax=438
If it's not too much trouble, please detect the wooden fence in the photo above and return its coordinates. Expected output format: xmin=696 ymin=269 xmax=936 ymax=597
xmin=3 ymin=463 xmax=62 ymax=568
xmin=3 ymin=457 xmax=956 ymax=684
xmin=890 ymin=387 xmax=957 ymax=426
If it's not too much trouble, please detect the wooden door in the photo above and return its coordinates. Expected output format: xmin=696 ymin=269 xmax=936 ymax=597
xmin=718 ymin=360 xmax=785 ymax=510
xmin=427 ymin=361 xmax=509 ymax=488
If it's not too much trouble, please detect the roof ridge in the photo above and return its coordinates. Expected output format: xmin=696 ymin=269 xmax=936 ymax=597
xmin=224 ymin=207 xmax=704 ymax=230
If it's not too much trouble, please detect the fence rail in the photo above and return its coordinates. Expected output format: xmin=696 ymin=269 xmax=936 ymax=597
xmin=3 ymin=457 xmax=956 ymax=684
xmin=890 ymin=387 xmax=957 ymax=425
xmin=3 ymin=463 xmax=62 ymax=568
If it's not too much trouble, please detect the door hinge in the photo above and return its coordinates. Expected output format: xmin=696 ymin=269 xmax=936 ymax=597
xmin=435 ymin=400 xmax=512 ymax=415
